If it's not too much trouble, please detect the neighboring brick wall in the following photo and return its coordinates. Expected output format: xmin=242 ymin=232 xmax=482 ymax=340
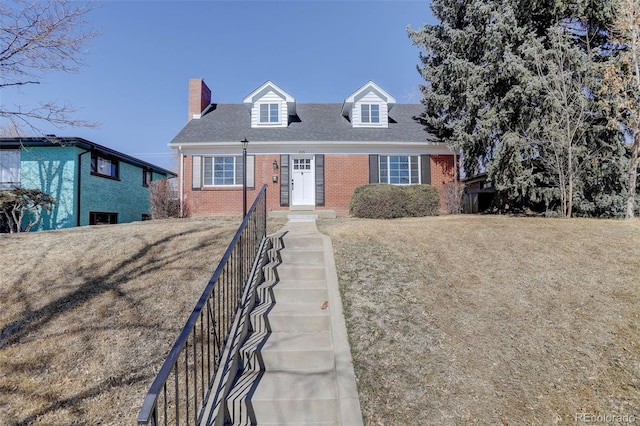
xmin=20 ymin=146 xmax=78 ymax=230
xmin=182 ymin=153 xmax=456 ymax=217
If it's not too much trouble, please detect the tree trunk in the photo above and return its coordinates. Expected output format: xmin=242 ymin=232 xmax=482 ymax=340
xmin=567 ymin=142 xmax=573 ymax=218
xmin=626 ymin=131 xmax=639 ymax=219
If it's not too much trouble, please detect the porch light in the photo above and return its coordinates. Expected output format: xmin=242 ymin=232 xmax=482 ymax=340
xmin=272 ymin=159 xmax=278 ymax=171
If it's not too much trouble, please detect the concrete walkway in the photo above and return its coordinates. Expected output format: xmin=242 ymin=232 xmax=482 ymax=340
xmin=234 ymin=217 xmax=364 ymax=425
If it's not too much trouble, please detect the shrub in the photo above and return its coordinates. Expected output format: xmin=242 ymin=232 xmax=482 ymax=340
xmin=442 ymin=182 xmax=464 ymax=214
xmin=350 ymin=184 xmax=406 ymax=219
xmin=0 ymin=188 xmax=57 ymax=233
xmin=149 ymin=179 xmax=180 ymax=219
xmin=349 ymin=184 xmax=440 ymax=218
xmin=403 ymin=184 xmax=440 ymax=217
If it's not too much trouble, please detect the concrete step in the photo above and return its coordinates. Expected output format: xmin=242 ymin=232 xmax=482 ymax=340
xmin=276 ymin=264 xmax=326 ymax=281
xmin=249 ymin=370 xmax=339 ymax=424
xmin=279 ymin=248 xmax=325 ymax=265
xmin=259 ymin=423 xmax=339 ymax=426
xmin=281 ymin=236 xmax=325 ymax=250
xmin=260 ymin=331 xmax=334 ymax=371
xmin=272 ymin=280 xmax=328 ymax=304
xmin=267 ymin=303 xmax=330 ymax=333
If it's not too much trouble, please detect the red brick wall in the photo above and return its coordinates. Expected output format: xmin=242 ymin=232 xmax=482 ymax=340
xmin=430 ymin=154 xmax=456 ymax=190
xmin=323 ymin=155 xmax=370 ymax=215
xmin=181 ymin=153 xmax=456 ymax=217
xmin=182 ymin=155 xmax=281 ymax=216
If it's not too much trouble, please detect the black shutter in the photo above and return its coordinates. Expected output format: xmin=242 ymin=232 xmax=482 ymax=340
xmin=369 ymin=155 xmax=379 ymax=183
xmin=280 ymin=154 xmax=289 ymax=207
xmin=315 ymin=154 xmax=325 ymax=206
xmin=421 ymin=155 xmax=431 ymax=185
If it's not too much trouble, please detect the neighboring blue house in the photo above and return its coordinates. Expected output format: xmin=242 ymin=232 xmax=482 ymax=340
xmin=0 ymin=136 xmax=176 ymax=231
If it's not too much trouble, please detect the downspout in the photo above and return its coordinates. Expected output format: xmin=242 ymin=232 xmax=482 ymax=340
xmin=179 ymin=146 xmax=184 ymax=218
xmin=77 ymin=149 xmax=91 ymax=226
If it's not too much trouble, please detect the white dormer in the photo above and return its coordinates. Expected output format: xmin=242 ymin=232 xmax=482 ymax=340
xmin=243 ymin=81 xmax=296 ymax=128
xmin=341 ymin=81 xmax=396 ymax=128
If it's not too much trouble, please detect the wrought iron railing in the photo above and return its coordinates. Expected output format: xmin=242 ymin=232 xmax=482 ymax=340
xmin=137 ymin=184 xmax=268 ymax=425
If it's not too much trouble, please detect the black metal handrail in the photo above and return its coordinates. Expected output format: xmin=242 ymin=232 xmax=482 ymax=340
xmin=137 ymin=184 xmax=268 ymax=425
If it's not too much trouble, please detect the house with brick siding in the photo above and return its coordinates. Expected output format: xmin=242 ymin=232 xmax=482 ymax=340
xmin=0 ymin=136 xmax=176 ymax=231
xmin=170 ymin=79 xmax=457 ymax=217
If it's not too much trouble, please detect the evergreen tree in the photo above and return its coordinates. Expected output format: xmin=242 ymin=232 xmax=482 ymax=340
xmin=601 ymin=0 xmax=640 ymax=219
xmin=409 ymin=0 xmax=626 ymax=216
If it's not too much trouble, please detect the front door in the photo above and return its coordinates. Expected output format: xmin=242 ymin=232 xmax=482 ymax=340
xmin=291 ymin=156 xmax=315 ymax=206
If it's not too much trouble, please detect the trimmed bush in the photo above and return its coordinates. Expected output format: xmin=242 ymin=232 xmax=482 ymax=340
xmin=350 ymin=184 xmax=406 ymax=219
xmin=349 ymin=184 xmax=440 ymax=218
xmin=403 ymin=184 xmax=440 ymax=217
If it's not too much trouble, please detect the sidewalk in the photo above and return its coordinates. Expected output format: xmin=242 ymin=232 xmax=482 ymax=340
xmin=239 ymin=218 xmax=363 ymax=425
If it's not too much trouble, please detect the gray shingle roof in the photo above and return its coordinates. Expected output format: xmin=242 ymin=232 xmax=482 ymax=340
xmin=169 ymin=103 xmax=438 ymax=145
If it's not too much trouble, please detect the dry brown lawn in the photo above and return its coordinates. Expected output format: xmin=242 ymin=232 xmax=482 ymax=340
xmin=318 ymin=215 xmax=640 ymax=425
xmin=2 ymin=215 xmax=638 ymax=425
xmin=0 ymin=217 xmax=285 ymax=426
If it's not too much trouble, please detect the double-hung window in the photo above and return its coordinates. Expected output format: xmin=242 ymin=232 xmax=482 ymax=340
xmin=91 ymin=154 xmax=119 ymax=179
xmin=0 ymin=149 xmax=21 ymax=190
xmin=203 ymin=156 xmax=243 ymax=186
xmin=361 ymin=104 xmax=380 ymax=123
xmin=379 ymin=155 xmax=420 ymax=185
xmin=259 ymin=103 xmax=279 ymax=123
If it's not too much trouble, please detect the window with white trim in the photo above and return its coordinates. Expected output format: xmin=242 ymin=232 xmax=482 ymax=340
xmin=203 ymin=156 xmax=243 ymax=186
xmin=259 ymin=103 xmax=279 ymax=123
xmin=0 ymin=149 xmax=21 ymax=190
xmin=361 ymin=104 xmax=380 ymax=123
xmin=379 ymin=155 xmax=420 ymax=185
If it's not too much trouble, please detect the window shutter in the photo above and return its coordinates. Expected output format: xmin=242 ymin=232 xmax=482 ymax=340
xmin=246 ymin=155 xmax=255 ymax=189
xmin=421 ymin=155 xmax=431 ymax=185
xmin=369 ymin=155 xmax=379 ymax=183
xmin=280 ymin=154 xmax=289 ymax=207
xmin=315 ymin=154 xmax=325 ymax=206
xmin=192 ymin=156 xmax=202 ymax=189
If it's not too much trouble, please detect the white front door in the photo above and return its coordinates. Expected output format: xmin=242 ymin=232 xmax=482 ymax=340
xmin=291 ymin=156 xmax=315 ymax=206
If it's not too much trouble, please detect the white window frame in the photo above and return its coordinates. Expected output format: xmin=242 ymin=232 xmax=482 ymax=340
xmin=0 ymin=149 xmax=21 ymax=190
xmin=361 ymin=104 xmax=380 ymax=124
xmin=259 ymin=103 xmax=280 ymax=123
xmin=379 ymin=155 xmax=420 ymax=185
xmin=203 ymin=156 xmax=244 ymax=187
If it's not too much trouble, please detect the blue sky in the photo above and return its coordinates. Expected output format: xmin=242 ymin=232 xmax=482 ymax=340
xmin=4 ymin=1 xmax=436 ymax=170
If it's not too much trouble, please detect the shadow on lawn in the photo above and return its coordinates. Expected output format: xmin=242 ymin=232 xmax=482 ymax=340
xmin=0 ymin=226 xmax=230 ymax=424
xmin=0 ymin=228 xmax=210 ymax=349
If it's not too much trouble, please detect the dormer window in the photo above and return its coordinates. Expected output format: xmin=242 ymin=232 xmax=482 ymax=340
xmin=260 ymin=103 xmax=279 ymax=123
xmin=342 ymin=81 xmax=396 ymax=128
xmin=244 ymin=81 xmax=296 ymax=128
xmin=361 ymin=104 xmax=380 ymax=123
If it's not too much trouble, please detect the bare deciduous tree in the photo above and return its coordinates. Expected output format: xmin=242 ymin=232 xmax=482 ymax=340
xmin=603 ymin=0 xmax=640 ymax=219
xmin=524 ymin=25 xmax=593 ymax=218
xmin=0 ymin=0 xmax=98 ymax=133
xmin=149 ymin=179 xmax=179 ymax=219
